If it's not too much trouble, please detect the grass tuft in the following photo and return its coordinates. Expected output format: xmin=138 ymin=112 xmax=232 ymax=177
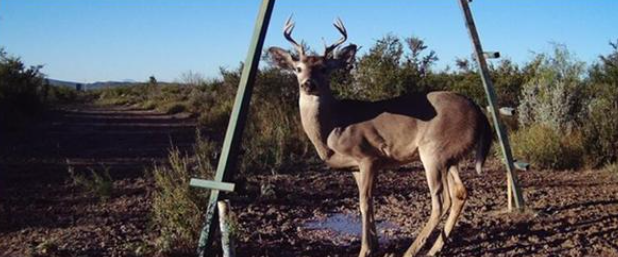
xmin=68 ymin=163 xmax=114 ymax=200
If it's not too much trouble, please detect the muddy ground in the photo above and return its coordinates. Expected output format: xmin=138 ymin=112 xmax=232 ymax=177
xmin=1 ymin=105 xmax=617 ymax=257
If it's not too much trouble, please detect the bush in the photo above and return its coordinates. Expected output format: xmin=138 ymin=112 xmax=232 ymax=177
xmin=197 ymin=101 xmax=232 ymax=132
xmin=353 ymin=34 xmax=439 ymax=100
xmin=161 ymin=102 xmax=187 ymax=114
xmin=582 ymin=41 xmax=618 ymax=167
xmin=582 ymin=86 xmax=618 ymax=167
xmin=589 ymin=40 xmax=618 ymax=86
xmin=140 ymin=100 xmax=157 ymax=110
xmin=47 ymin=85 xmax=78 ymax=104
xmin=0 ymin=49 xmax=45 ymax=130
xmin=68 ymin=164 xmax=114 ymax=200
xmin=151 ymin=132 xmax=217 ymax=254
xmin=240 ymin=101 xmax=309 ymax=174
xmin=510 ymin=124 xmax=583 ymax=170
xmin=518 ymin=44 xmax=587 ymax=132
xmin=94 ymin=84 xmax=146 ymax=106
xmin=449 ymin=71 xmax=486 ymax=106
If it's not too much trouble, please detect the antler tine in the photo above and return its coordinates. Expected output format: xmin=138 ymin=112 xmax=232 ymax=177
xmin=324 ymin=17 xmax=348 ymax=58
xmin=283 ymin=15 xmax=305 ymax=56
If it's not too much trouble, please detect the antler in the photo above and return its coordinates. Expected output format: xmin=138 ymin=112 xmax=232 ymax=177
xmin=283 ymin=16 xmax=305 ymax=57
xmin=324 ymin=18 xmax=348 ymax=58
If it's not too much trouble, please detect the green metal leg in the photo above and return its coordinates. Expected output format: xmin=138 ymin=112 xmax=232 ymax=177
xmin=458 ymin=0 xmax=525 ymax=211
xmin=196 ymin=1 xmax=276 ymax=256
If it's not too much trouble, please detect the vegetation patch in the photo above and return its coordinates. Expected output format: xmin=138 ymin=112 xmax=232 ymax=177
xmin=510 ymin=124 xmax=583 ymax=170
xmin=150 ymin=132 xmax=217 ymax=254
xmin=68 ymin=164 xmax=114 ymax=200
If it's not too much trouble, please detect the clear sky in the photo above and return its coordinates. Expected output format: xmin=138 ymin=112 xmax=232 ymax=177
xmin=1 ymin=0 xmax=617 ymax=83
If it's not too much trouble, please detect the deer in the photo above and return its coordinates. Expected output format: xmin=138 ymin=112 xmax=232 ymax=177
xmin=268 ymin=17 xmax=493 ymax=257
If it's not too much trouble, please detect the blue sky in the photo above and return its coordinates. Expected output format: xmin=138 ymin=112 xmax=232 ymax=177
xmin=1 ymin=0 xmax=617 ymax=83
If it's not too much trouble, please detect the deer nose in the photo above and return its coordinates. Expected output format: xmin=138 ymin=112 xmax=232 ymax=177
xmin=302 ymin=80 xmax=316 ymax=91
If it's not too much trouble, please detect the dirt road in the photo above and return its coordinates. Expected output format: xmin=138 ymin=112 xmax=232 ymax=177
xmin=0 ymin=105 xmax=197 ymax=257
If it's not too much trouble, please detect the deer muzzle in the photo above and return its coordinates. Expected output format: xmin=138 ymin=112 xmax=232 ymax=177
xmin=301 ymin=80 xmax=317 ymax=92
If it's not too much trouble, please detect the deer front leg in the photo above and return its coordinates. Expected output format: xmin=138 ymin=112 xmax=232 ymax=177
xmin=353 ymin=160 xmax=378 ymax=257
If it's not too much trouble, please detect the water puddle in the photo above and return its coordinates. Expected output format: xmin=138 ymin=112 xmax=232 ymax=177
xmin=303 ymin=213 xmax=401 ymax=244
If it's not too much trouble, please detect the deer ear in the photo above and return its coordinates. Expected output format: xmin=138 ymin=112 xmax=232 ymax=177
xmin=337 ymin=44 xmax=357 ymax=64
xmin=328 ymin=44 xmax=357 ymax=70
xmin=268 ymin=47 xmax=295 ymax=70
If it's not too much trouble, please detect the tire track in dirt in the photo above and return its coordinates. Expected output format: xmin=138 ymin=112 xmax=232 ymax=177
xmin=0 ymin=105 xmax=197 ymax=257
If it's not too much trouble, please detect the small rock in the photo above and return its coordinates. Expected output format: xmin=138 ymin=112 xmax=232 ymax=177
xmin=561 ymin=239 xmax=576 ymax=248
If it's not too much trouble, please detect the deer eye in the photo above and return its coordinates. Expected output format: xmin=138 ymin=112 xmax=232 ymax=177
xmin=295 ymin=67 xmax=302 ymax=73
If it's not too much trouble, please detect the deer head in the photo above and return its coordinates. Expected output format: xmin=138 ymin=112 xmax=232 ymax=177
xmin=268 ymin=17 xmax=357 ymax=96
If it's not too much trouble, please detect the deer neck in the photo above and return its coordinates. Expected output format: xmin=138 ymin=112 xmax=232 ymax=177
xmin=298 ymin=92 xmax=337 ymax=160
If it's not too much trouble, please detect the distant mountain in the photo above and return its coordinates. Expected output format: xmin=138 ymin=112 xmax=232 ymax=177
xmin=46 ymin=79 xmax=141 ymax=90
xmin=88 ymin=81 xmax=139 ymax=89
xmin=47 ymin=79 xmax=80 ymax=88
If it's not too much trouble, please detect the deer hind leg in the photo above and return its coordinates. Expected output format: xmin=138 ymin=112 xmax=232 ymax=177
xmin=441 ymin=171 xmax=452 ymax=219
xmin=404 ymin=154 xmax=444 ymax=257
xmin=353 ymin=159 xmax=379 ymax=257
xmin=428 ymin=164 xmax=467 ymax=256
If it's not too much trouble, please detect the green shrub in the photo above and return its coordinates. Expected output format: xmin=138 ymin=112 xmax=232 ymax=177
xmin=140 ymin=100 xmax=157 ymax=110
xmin=93 ymin=84 xmax=149 ymax=106
xmin=518 ymin=44 xmax=587 ymax=132
xmin=582 ymin=41 xmax=618 ymax=167
xmin=581 ymin=84 xmax=618 ymax=167
xmin=449 ymin=71 xmax=486 ymax=106
xmin=353 ymin=34 xmax=440 ymax=100
xmin=491 ymin=59 xmax=527 ymax=108
xmin=510 ymin=124 xmax=583 ymax=170
xmin=240 ymin=101 xmax=310 ymax=174
xmin=161 ymin=102 xmax=187 ymax=114
xmin=197 ymin=101 xmax=232 ymax=132
xmin=68 ymin=164 xmax=114 ymax=200
xmin=0 ymin=49 xmax=45 ymax=130
xmin=589 ymin=40 xmax=618 ymax=86
xmin=186 ymin=87 xmax=209 ymax=113
xmin=151 ymin=132 xmax=216 ymax=254
xmin=47 ymin=85 xmax=78 ymax=104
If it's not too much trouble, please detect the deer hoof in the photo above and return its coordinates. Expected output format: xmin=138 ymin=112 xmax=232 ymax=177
xmin=358 ymin=247 xmax=374 ymax=257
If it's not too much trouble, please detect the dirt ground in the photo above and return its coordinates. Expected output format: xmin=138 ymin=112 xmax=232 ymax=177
xmin=0 ymin=105 xmax=196 ymax=257
xmin=1 ymin=105 xmax=618 ymax=257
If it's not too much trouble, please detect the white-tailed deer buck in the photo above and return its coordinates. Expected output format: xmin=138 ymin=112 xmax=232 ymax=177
xmin=269 ymin=17 xmax=492 ymax=257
